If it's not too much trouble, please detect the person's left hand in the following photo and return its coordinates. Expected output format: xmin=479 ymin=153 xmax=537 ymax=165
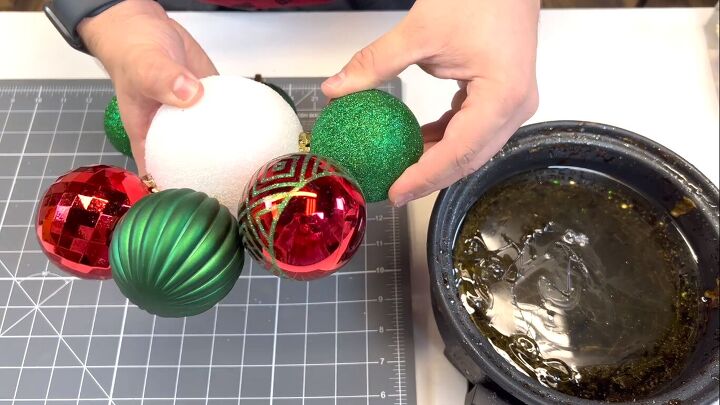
xmin=78 ymin=0 xmax=217 ymax=175
xmin=322 ymin=0 xmax=541 ymax=206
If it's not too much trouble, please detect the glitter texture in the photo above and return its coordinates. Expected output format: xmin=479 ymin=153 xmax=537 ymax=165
xmin=310 ymin=89 xmax=423 ymax=202
xmin=103 ymin=96 xmax=133 ymax=157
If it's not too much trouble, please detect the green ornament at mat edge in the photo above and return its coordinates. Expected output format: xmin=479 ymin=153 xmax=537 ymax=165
xmin=110 ymin=188 xmax=244 ymax=318
xmin=264 ymin=82 xmax=297 ymax=112
xmin=310 ymin=89 xmax=423 ymax=202
xmin=104 ymin=96 xmax=133 ymax=157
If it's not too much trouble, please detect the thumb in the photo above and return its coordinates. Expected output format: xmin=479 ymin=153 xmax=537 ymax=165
xmin=322 ymin=27 xmax=415 ymax=98
xmin=131 ymin=49 xmax=204 ymax=108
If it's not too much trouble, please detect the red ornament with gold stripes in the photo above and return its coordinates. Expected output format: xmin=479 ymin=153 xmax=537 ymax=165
xmin=238 ymin=153 xmax=366 ymax=280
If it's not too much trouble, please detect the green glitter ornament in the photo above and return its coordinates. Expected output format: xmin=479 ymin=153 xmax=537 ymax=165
xmin=104 ymin=96 xmax=133 ymax=157
xmin=110 ymin=188 xmax=244 ymax=317
xmin=310 ymin=89 xmax=422 ymax=202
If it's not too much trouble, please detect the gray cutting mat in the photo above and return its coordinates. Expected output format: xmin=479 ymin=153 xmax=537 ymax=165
xmin=0 ymin=79 xmax=415 ymax=405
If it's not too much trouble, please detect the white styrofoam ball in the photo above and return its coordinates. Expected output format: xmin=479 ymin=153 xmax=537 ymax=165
xmin=145 ymin=75 xmax=302 ymax=215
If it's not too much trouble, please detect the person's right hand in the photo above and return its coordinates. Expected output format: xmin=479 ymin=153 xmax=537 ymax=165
xmin=78 ymin=0 xmax=218 ymax=174
xmin=322 ymin=0 xmax=540 ymax=207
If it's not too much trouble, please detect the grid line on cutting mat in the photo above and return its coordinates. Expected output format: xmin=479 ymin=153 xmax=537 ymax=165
xmin=0 ymin=79 xmax=416 ymax=405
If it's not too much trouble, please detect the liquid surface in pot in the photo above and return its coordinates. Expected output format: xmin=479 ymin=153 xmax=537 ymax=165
xmin=454 ymin=167 xmax=701 ymax=401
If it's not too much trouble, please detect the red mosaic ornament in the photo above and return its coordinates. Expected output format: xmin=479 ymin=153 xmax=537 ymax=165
xmin=238 ymin=153 xmax=366 ymax=280
xmin=36 ymin=165 xmax=151 ymax=279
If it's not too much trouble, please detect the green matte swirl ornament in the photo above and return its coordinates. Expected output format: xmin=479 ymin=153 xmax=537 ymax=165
xmin=104 ymin=96 xmax=133 ymax=157
xmin=110 ymin=188 xmax=244 ymax=317
xmin=310 ymin=89 xmax=423 ymax=202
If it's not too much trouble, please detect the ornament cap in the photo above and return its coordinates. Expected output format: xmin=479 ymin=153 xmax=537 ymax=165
xmin=141 ymin=174 xmax=159 ymax=193
xmin=298 ymin=132 xmax=312 ymax=152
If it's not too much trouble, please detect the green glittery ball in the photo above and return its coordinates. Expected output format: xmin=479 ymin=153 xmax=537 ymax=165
xmin=110 ymin=188 xmax=244 ymax=317
xmin=310 ymin=89 xmax=422 ymax=202
xmin=104 ymin=96 xmax=133 ymax=157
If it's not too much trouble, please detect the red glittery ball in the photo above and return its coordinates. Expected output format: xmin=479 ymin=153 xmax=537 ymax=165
xmin=238 ymin=153 xmax=366 ymax=280
xmin=36 ymin=165 xmax=151 ymax=279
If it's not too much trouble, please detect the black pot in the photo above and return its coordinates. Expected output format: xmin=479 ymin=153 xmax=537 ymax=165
xmin=428 ymin=121 xmax=719 ymax=405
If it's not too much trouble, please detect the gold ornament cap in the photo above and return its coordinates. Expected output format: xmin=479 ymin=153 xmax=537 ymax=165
xmin=141 ymin=174 xmax=159 ymax=193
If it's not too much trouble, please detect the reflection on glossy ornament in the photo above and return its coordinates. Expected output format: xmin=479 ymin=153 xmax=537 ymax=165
xmin=238 ymin=153 xmax=366 ymax=280
xmin=35 ymin=165 xmax=150 ymax=279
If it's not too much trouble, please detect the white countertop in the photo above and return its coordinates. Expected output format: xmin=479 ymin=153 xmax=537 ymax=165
xmin=1 ymin=7 xmax=718 ymax=405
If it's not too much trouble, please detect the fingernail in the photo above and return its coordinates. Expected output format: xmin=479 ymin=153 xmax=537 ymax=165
xmin=392 ymin=193 xmax=414 ymax=207
xmin=173 ymin=74 xmax=199 ymax=101
xmin=323 ymin=71 xmax=346 ymax=88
